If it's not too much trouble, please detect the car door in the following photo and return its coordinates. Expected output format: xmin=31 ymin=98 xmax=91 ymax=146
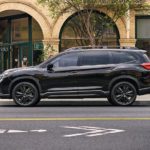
xmin=40 ymin=52 xmax=80 ymax=97
xmin=75 ymin=50 xmax=115 ymax=96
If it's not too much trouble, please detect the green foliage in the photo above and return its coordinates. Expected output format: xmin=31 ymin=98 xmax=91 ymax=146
xmin=38 ymin=0 xmax=149 ymax=47
xmin=38 ymin=0 xmax=146 ymax=19
xmin=40 ymin=43 xmax=57 ymax=60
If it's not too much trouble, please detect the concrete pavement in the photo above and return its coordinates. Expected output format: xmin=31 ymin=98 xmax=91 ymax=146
xmin=0 ymin=106 xmax=149 ymax=150
xmin=0 ymin=94 xmax=149 ymax=106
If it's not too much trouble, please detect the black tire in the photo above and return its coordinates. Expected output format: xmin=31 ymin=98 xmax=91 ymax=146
xmin=12 ymin=82 xmax=40 ymax=107
xmin=110 ymin=81 xmax=137 ymax=106
xmin=107 ymin=97 xmax=116 ymax=105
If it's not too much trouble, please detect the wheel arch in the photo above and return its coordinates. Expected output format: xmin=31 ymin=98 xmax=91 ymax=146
xmin=109 ymin=76 xmax=140 ymax=94
xmin=9 ymin=76 xmax=41 ymax=97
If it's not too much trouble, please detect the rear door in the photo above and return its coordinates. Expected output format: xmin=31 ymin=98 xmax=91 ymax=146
xmin=75 ymin=50 xmax=115 ymax=95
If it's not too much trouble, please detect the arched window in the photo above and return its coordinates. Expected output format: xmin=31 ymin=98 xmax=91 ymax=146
xmin=59 ymin=11 xmax=120 ymax=52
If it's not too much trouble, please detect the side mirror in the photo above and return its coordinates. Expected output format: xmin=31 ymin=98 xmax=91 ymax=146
xmin=47 ymin=64 xmax=54 ymax=71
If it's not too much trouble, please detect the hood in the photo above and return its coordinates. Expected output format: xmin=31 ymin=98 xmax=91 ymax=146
xmin=3 ymin=66 xmax=37 ymax=74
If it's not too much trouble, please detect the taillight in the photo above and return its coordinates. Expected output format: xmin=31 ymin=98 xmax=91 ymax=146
xmin=141 ymin=63 xmax=150 ymax=70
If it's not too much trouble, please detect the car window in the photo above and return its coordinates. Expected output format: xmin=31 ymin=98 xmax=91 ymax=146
xmin=78 ymin=51 xmax=110 ymax=66
xmin=52 ymin=53 xmax=78 ymax=68
xmin=111 ymin=51 xmax=137 ymax=64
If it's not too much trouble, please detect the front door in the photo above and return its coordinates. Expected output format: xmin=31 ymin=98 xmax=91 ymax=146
xmin=40 ymin=52 xmax=79 ymax=97
xmin=11 ymin=44 xmax=31 ymax=68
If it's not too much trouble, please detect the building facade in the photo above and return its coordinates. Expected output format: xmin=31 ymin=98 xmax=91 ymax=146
xmin=0 ymin=0 xmax=149 ymax=72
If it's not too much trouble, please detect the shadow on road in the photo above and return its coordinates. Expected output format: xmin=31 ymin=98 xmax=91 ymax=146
xmin=0 ymin=100 xmax=150 ymax=107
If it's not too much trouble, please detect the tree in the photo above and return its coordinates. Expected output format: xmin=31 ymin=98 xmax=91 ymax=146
xmin=38 ymin=0 xmax=149 ymax=47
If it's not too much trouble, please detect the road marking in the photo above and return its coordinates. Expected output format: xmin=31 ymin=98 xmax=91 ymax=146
xmin=0 ymin=118 xmax=149 ymax=121
xmin=30 ymin=129 xmax=47 ymax=133
xmin=62 ymin=126 xmax=125 ymax=137
xmin=8 ymin=130 xmax=28 ymax=133
xmin=0 ymin=129 xmax=6 ymax=133
xmin=0 ymin=129 xmax=47 ymax=134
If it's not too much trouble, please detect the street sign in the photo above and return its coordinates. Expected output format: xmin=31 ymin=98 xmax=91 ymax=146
xmin=62 ymin=126 xmax=125 ymax=137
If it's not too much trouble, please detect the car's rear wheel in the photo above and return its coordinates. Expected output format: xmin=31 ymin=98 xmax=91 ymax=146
xmin=109 ymin=81 xmax=137 ymax=106
xmin=12 ymin=82 xmax=40 ymax=107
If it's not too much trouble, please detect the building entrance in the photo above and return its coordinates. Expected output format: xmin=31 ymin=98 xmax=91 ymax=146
xmin=0 ymin=11 xmax=44 ymax=73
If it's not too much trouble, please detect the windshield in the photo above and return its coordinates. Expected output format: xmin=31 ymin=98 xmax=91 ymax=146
xmin=37 ymin=53 xmax=65 ymax=68
xmin=37 ymin=55 xmax=56 ymax=68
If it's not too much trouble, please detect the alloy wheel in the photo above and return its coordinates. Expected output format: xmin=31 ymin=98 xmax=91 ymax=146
xmin=111 ymin=82 xmax=136 ymax=106
xmin=12 ymin=82 xmax=39 ymax=106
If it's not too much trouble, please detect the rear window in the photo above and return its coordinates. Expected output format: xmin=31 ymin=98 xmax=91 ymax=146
xmin=142 ymin=53 xmax=150 ymax=63
xmin=78 ymin=51 xmax=110 ymax=66
xmin=111 ymin=51 xmax=137 ymax=64
xmin=111 ymin=51 xmax=150 ymax=64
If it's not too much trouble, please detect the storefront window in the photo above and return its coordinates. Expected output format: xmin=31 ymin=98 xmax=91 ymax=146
xmin=136 ymin=17 xmax=150 ymax=57
xmin=0 ymin=13 xmax=44 ymax=71
xmin=32 ymin=19 xmax=44 ymax=65
xmin=32 ymin=19 xmax=43 ymax=41
xmin=11 ymin=17 xmax=28 ymax=42
xmin=0 ymin=20 xmax=9 ymax=43
xmin=60 ymin=11 xmax=119 ymax=51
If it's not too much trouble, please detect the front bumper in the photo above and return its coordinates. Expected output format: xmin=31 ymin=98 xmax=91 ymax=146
xmin=0 ymin=79 xmax=10 ymax=99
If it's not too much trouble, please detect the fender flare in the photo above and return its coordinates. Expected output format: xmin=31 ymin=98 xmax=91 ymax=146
xmin=9 ymin=76 xmax=42 ymax=94
xmin=108 ymin=75 xmax=140 ymax=90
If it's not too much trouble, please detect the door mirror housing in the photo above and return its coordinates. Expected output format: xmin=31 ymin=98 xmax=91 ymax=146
xmin=47 ymin=64 xmax=54 ymax=71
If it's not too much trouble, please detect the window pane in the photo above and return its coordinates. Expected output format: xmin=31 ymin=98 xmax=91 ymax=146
xmin=0 ymin=20 xmax=9 ymax=43
xmin=53 ymin=53 xmax=78 ymax=67
xmin=11 ymin=18 xmax=28 ymax=42
xmin=79 ymin=51 xmax=110 ymax=66
xmin=60 ymin=11 xmax=119 ymax=52
xmin=32 ymin=19 xmax=43 ymax=41
xmin=137 ymin=19 xmax=150 ymax=39
xmin=111 ymin=52 xmax=136 ymax=64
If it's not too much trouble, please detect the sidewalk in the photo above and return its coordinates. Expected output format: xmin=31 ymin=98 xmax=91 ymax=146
xmin=0 ymin=95 xmax=150 ymax=106
xmin=0 ymin=94 xmax=150 ymax=102
xmin=0 ymin=95 xmax=150 ymax=101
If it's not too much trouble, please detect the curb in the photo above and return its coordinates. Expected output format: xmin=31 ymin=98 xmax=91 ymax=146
xmin=0 ymin=99 xmax=150 ymax=106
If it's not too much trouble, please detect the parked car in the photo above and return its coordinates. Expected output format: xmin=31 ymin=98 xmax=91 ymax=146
xmin=0 ymin=46 xmax=150 ymax=106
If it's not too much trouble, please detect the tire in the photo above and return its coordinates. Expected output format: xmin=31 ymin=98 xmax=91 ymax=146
xmin=107 ymin=97 xmax=116 ymax=105
xmin=110 ymin=81 xmax=137 ymax=106
xmin=12 ymin=82 xmax=40 ymax=107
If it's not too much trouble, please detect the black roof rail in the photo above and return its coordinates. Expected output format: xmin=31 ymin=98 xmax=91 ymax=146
xmin=65 ymin=46 xmax=139 ymax=51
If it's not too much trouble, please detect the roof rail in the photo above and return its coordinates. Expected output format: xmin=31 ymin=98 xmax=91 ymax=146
xmin=65 ymin=46 xmax=138 ymax=51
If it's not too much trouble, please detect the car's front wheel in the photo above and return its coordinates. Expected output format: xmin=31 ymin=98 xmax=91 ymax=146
xmin=12 ymin=82 xmax=40 ymax=107
xmin=109 ymin=81 xmax=137 ymax=106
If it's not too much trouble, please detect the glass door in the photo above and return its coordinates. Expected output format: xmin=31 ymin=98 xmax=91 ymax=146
xmin=11 ymin=43 xmax=31 ymax=68
xmin=20 ymin=44 xmax=30 ymax=67
xmin=0 ymin=46 xmax=9 ymax=72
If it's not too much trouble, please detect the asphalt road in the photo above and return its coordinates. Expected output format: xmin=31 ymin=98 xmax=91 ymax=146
xmin=0 ymin=100 xmax=150 ymax=150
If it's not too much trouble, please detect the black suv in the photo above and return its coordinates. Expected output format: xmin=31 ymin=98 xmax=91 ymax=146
xmin=0 ymin=47 xmax=150 ymax=106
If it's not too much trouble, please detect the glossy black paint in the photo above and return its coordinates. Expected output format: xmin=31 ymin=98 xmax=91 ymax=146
xmin=0 ymin=49 xmax=150 ymax=100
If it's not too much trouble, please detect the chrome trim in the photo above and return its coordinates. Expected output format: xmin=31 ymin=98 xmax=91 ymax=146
xmin=47 ymin=86 xmax=102 ymax=91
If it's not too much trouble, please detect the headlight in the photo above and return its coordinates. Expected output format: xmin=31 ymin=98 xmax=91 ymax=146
xmin=0 ymin=74 xmax=4 ymax=82
xmin=0 ymin=72 xmax=9 ymax=82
